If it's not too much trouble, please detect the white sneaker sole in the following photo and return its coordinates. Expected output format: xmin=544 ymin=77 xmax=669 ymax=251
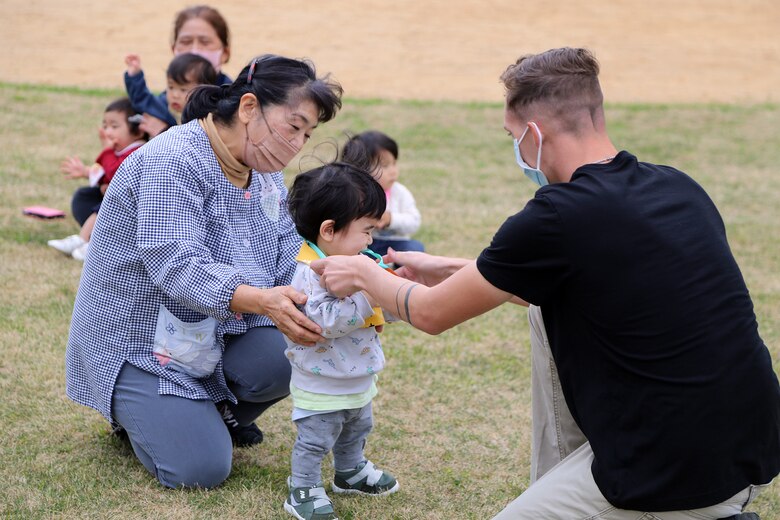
xmin=284 ymin=500 xmax=339 ymax=520
xmin=284 ymin=501 xmax=305 ymax=520
xmin=331 ymin=480 xmax=399 ymax=496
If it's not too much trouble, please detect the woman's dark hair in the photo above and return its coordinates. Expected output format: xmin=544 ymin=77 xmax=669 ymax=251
xmin=172 ymin=5 xmax=230 ymax=58
xmin=105 ymin=97 xmax=144 ymax=137
xmin=182 ymin=54 xmax=343 ymax=125
xmin=167 ymin=53 xmax=218 ymax=86
xmin=287 ymin=161 xmax=386 ymax=244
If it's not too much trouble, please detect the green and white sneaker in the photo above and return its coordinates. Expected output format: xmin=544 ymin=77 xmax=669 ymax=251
xmin=284 ymin=477 xmax=338 ymax=520
xmin=332 ymin=460 xmax=399 ymax=496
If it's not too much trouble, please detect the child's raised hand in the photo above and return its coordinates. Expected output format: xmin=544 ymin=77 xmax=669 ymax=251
xmin=125 ymin=53 xmax=142 ymax=76
xmin=60 ymin=156 xmax=88 ymax=179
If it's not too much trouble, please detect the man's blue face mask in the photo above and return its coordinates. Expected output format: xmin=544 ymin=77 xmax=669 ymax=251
xmin=513 ymin=123 xmax=548 ymax=187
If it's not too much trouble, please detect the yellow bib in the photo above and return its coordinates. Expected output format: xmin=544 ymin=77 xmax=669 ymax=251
xmin=295 ymin=242 xmax=385 ymax=328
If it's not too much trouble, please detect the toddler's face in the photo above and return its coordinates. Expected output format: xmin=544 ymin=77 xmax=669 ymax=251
xmin=102 ymin=110 xmax=138 ymax=151
xmin=376 ymin=148 xmax=399 ymax=191
xmin=167 ymin=79 xmax=199 ymax=116
xmin=327 ymin=216 xmax=379 ymax=257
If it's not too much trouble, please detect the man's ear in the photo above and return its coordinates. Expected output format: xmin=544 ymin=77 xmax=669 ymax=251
xmin=237 ymin=93 xmax=259 ymax=125
xmin=528 ymin=121 xmax=542 ymax=147
xmin=319 ymin=220 xmax=336 ymax=243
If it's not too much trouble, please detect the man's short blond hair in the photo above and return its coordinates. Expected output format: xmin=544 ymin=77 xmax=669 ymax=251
xmin=500 ymin=47 xmax=604 ymax=132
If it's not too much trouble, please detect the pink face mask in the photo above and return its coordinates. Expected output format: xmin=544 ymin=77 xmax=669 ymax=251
xmin=175 ymin=49 xmax=223 ymax=72
xmin=243 ymin=112 xmax=301 ymax=173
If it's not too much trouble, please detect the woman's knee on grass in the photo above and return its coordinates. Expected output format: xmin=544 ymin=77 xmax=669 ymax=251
xmin=237 ymin=361 xmax=291 ymax=403
xmin=156 ymin=444 xmax=233 ymax=489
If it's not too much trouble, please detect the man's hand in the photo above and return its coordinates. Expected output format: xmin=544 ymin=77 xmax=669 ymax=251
xmin=384 ymin=247 xmax=470 ymax=287
xmin=310 ymin=254 xmax=377 ymax=298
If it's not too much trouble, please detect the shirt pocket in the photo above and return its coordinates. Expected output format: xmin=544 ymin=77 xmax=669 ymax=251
xmin=153 ymin=304 xmax=220 ymax=378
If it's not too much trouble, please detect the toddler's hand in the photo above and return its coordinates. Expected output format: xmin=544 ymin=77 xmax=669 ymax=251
xmin=60 ymin=156 xmax=88 ymax=179
xmin=125 ymin=53 xmax=142 ymax=76
xmin=377 ymin=211 xmax=392 ymax=229
xmin=140 ymin=113 xmax=169 ymax=137
xmin=97 ymin=126 xmax=112 ymax=149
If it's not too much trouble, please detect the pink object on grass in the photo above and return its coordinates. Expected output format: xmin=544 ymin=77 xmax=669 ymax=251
xmin=23 ymin=206 xmax=66 ymax=219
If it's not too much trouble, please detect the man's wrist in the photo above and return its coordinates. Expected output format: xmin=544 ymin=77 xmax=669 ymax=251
xmin=444 ymin=257 xmax=471 ymax=276
xmin=358 ymin=254 xmax=380 ymax=292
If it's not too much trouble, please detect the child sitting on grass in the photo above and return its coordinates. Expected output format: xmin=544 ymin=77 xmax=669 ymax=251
xmin=342 ymin=130 xmax=424 ymax=257
xmin=283 ymin=160 xmax=400 ymax=520
xmin=124 ymin=52 xmax=217 ymax=136
xmin=48 ymin=98 xmax=146 ymax=261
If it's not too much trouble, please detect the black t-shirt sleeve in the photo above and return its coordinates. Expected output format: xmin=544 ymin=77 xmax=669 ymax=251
xmin=476 ymin=195 xmax=568 ymax=306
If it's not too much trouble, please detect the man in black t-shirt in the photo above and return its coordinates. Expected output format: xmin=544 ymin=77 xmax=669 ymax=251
xmin=311 ymin=47 xmax=780 ymax=518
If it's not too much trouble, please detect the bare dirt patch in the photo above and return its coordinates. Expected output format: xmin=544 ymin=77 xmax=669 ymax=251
xmin=1 ymin=0 xmax=778 ymax=103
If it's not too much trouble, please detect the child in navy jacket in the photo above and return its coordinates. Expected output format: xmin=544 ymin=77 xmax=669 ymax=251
xmin=124 ymin=53 xmax=217 ymax=135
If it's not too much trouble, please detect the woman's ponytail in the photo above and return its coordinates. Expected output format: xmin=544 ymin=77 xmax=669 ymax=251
xmin=181 ymin=84 xmax=223 ymax=123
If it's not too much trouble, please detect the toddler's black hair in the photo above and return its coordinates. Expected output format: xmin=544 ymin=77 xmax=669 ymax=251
xmin=105 ymin=97 xmax=144 ymax=137
xmin=167 ymin=53 xmax=218 ymax=86
xmin=342 ymin=130 xmax=399 ymax=169
xmin=288 ymin=161 xmax=386 ymax=244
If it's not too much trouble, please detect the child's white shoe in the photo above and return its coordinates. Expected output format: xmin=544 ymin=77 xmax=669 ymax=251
xmin=71 ymin=242 xmax=90 ymax=261
xmin=48 ymin=234 xmax=85 ymax=255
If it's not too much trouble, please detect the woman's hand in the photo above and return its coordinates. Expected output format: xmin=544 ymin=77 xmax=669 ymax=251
xmin=310 ymin=254 xmax=377 ymax=298
xmin=231 ymin=285 xmax=322 ymax=346
xmin=258 ymin=286 xmax=323 ymax=346
xmin=139 ymin=114 xmax=169 ymax=137
xmin=60 ymin=156 xmax=88 ymax=179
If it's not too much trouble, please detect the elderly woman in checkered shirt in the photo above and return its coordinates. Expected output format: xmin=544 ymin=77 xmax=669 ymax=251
xmin=65 ymin=55 xmax=343 ymax=489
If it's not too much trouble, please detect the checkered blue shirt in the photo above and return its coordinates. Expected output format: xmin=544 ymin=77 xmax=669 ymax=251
xmin=65 ymin=120 xmax=300 ymax=422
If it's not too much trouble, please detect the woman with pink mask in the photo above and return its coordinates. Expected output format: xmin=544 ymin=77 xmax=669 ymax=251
xmin=66 ymin=55 xmax=343 ymax=490
xmin=124 ymin=5 xmax=232 ymax=137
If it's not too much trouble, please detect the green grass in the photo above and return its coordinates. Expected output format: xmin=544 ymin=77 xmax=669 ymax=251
xmin=0 ymin=82 xmax=778 ymax=518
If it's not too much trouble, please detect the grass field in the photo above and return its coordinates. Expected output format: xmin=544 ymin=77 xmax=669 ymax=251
xmin=0 ymin=82 xmax=778 ymax=518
